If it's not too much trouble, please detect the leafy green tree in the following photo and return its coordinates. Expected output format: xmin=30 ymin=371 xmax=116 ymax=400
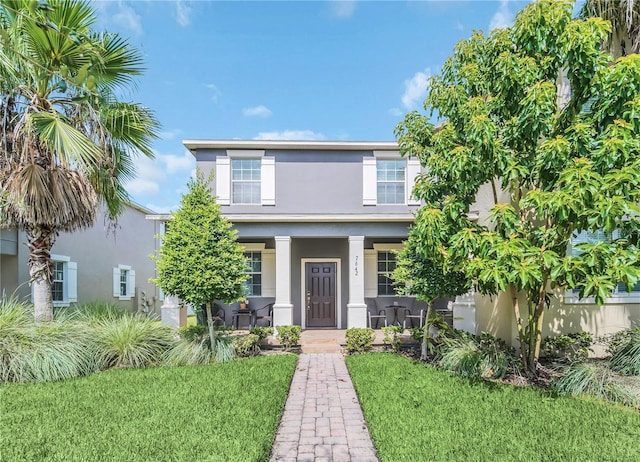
xmin=395 ymin=0 xmax=640 ymax=372
xmin=580 ymin=0 xmax=640 ymax=56
xmin=393 ymin=220 xmax=470 ymax=360
xmin=153 ymin=171 xmax=248 ymax=351
xmin=0 ymin=0 xmax=159 ymax=322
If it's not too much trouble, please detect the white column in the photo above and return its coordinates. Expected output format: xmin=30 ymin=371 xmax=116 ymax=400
xmin=347 ymin=236 xmax=368 ymax=328
xmin=161 ymin=295 xmax=181 ymax=328
xmin=273 ymin=236 xmax=293 ymax=327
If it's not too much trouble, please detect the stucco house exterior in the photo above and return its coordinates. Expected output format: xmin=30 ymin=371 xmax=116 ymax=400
xmin=0 ymin=202 xmax=163 ymax=315
xmin=152 ymin=139 xmax=455 ymax=329
xmin=151 ymin=138 xmax=640 ymax=350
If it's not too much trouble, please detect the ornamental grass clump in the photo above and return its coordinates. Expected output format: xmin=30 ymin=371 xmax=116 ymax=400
xmin=0 ymin=298 xmax=95 ymax=383
xmin=609 ymin=328 xmax=640 ymax=376
xmin=92 ymin=315 xmax=175 ymax=369
xmin=439 ymin=332 xmax=515 ymax=380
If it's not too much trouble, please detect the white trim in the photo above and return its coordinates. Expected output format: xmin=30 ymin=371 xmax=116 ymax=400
xmin=185 ymin=139 xmax=399 ymax=151
xmin=241 ymin=243 xmax=266 ymax=251
xmin=300 ymin=258 xmax=342 ymax=329
xmin=261 ymin=156 xmax=276 ymax=206
xmin=362 ymin=157 xmax=377 ymax=206
xmin=50 ymin=254 xmax=70 ymax=262
xmin=406 ymin=159 xmax=421 ymax=206
xmin=147 ymin=211 xmax=479 ymax=222
xmin=373 ymin=150 xmax=401 ymax=158
xmin=225 ymin=149 xmax=265 ymax=158
xmin=215 ymin=157 xmax=231 ymax=205
xmin=563 ymin=292 xmax=640 ymax=305
xmin=114 ymin=264 xmax=133 ymax=301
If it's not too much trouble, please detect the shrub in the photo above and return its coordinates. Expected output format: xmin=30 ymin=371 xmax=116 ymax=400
xmin=0 ymin=298 xmax=96 ymax=383
xmin=607 ymin=327 xmax=640 ymax=356
xmin=381 ymin=325 xmax=403 ymax=351
xmin=439 ymin=332 xmax=515 ymax=379
xmin=92 ymin=315 xmax=175 ymax=368
xmin=276 ymin=325 xmax=301 ymax=350
xmin=541 ymin=332 xmax=593 ymax=363
xmin=178 ymin=324 xmax=208 ymax=342
xmin=345 ymin=328 xmax=375 ymax=353
xmin=163 ymin=338 xmax=212 ymax=366
xmin=250 ymin=326 xmax=273 ymax=342
xmin=552 ymin=362 xmax=637 ymax=407
xmin=234 ymin=334 xmax=262 ymax=357
xmin=609 ymin=329 xmax=640 ymax=376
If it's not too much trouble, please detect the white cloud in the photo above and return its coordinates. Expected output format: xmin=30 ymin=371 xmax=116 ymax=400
xmin=454 ymin=20 xmax=464 ymax=32
xmin=205 ymin=83 xmax=222 ymax=103
xmin=489 ymin=0 xmax=513 ymax=30
xmin=157 ymin=150 xmax=196 ymax=174
xmin=330 ymin=0 xmax=356 ymax=19
xmin=401 ymin=68 xmax=431 ymax=110
xmin=112 ymin=1 xmax=143 ymax=35
xmin=243 ymin=105 xmax=273 ymax=118
xmin=126 ymin=155 xmax=164 ymax=196
xmin=253 ymin=130 xmax=326 ymax=141
xmin=158 ymin=129 xmax=182 ymax=140
xmin=176 ymin=1 xmax=192 ymax=26
xmin=388 ymin=108 xmax=404 ymax=117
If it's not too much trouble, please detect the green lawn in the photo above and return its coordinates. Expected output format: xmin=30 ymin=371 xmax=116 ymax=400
xmin=347 ymin=353 xmax=640 ymax=462
xmin=0 ymin=355 xmax=297 ymax=462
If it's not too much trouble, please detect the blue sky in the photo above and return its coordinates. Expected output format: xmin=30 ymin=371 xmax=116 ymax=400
xmin=93 ymin=0 xmax=531 ymax=213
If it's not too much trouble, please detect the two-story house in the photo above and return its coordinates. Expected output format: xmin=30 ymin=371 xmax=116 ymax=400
xmin=166 ymin=139 xmax=454 ymax=329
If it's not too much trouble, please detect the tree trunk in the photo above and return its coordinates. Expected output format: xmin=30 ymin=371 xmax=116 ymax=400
xmin=527 ymin=282 xmax=548 ymax=370
xmin=27 ymin=226 xmax=56 ymax=322
xmin=206 ymin=303 xmax=217 ymax=354
xmin=510 ymin=285 xmax=529 ymax=371
xmin=420 ymin=301 xmax=434 ymax=361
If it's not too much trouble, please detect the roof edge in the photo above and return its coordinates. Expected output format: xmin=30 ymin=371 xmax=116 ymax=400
xmin=183 ymin=139 xmax=399 ymax=152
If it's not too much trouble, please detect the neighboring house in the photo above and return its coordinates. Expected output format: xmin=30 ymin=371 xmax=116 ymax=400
xmin=150 ymin=139 xmax=452 ymax=329
xmin=0 ymin=202 xmax=163 ymax=315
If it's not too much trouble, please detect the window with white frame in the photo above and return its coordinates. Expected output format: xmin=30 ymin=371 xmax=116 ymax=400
xmin=244 ymin=251 xmax=262 ymax=296
xmin=40 ymin=255 xmax=77 ymax=307
xmin=232 ymin=159 xmax=261 ymax=204
xmin=377 ymin=251 xmax=398 ymax=296
xmin=113 ymin=265 xmax=135 ymax=300
xmin=567 ymin=230 xmax=640 ymax=300
xmin=377 ymin=160 xmax=405 ymax=204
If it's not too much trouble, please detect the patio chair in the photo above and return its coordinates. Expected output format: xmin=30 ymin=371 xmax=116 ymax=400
xmin=368 ymin=309 xmax=387 ymax=329
xmin=402 ymin=308 xmax=424 ymax=329
xmin=254 ymin=303 xmax=274 ymax=327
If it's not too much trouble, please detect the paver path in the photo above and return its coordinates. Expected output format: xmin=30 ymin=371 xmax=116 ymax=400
xmin=270 ymin=353 xmax=379 ymax=462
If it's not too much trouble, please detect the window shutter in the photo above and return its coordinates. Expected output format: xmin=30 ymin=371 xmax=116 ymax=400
xmin=406 ymin=159 xmax=421 ymax=205
xmin=362 ymin=157 xmax=377 ymax=205
xmin=261 ymin=156 xmax=275 ymax=206
xmin=127 ymin=270 xmax=136 ymax=298
xmin=113 ymin=268 xmax=120 ymax=297
xmin=262 ymin=250 xmax=276 ymax=297
xmin=67 ymin=261 xmax=77 ymax=303
xmin=215 ymin=157 xmax=231 ymax=205
xmin=364 ymin=249 xmax=377 ymax=297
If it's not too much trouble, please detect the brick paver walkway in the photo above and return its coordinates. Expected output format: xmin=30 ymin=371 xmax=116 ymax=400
xmin=269 ymin=353 xmax=379 ymax=462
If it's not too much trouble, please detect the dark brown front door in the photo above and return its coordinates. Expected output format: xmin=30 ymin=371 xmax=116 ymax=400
xmin=305 ymin=262 xmax=336 ymax=328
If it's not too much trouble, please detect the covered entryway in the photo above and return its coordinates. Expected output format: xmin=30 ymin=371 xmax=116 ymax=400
xmin=305 ymin=261 xmax=337 ymax=328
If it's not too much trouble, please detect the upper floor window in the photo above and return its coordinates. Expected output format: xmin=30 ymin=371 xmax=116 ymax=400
xmin=232 ymin=159 xmax=261 ymax=204
xmin=244 ymin=251 xmax=262 ymax=296
xmin=377 ymin=160 xmax=406 ymax=204
xmin=566 ymin=230 xmax=640 ymax=301
xmin=377 ymin=250 xmax=398 ymax=296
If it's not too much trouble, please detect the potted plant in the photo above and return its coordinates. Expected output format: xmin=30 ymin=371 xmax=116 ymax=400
xmin=239 ymin=285 xmax=251 ymax=310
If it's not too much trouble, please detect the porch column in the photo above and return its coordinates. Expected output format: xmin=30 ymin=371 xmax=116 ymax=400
xmin=273 ymin=236 xmax=293 ymax=327
xmin=347 ymin=235 xmax=368 ymax=328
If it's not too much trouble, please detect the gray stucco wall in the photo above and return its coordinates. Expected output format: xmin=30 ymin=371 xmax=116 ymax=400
xmin=196 ymin=148 xmax=420 ymax=216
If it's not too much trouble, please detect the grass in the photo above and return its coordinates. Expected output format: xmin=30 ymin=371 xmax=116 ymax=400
xmin=347 ymin=353 xmax=640 ymax=462
xmin=0 ymin=355 xmax=298 ymax=462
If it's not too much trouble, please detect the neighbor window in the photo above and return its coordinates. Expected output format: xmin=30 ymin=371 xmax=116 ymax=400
xmin=52 ymin=261 xmax=65 ymax=302
xmin=113 ymin=265 xmax=135 ymax=300
xmin=377 ymin=251 xmax=398 ymax=296
xmin=377 ymin=160 xmax=405 ymax=204
xmin=570 ymin=230 xmax=640 ymax=296
xmin=244 ymin=251 xmax=262 ymax=296
xmin=232 ymin=159 xmax=261 ymax=204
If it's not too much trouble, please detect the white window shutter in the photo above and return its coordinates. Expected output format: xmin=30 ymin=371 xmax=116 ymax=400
xmin=127 ymin=270 xmax=136 ymax=298
xmin=262 ymin=250 xmax=276 ymax=297
xmin=362 ymin=157 xmax=377 ymax=205
xmin=261 ymin=157 xmax=276 ymax=206
xmin=216 ymin=157 xmax=231 ymax=205
xmin=113 ymin=267 xmax=120 ymax=297
xmin=67 ymin=261 xmax=77 ymax=303
xmin=406 ymin=159 xmax=421 ymax=205
xmin=364 ymin=249 xmax=377 ymax=297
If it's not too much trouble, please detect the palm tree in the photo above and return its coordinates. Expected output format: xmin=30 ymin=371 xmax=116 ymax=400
xmin=580 ymin=0 xmax=640 ymax=57
xmin=0 ymin=0 xmax=159 ymax=321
